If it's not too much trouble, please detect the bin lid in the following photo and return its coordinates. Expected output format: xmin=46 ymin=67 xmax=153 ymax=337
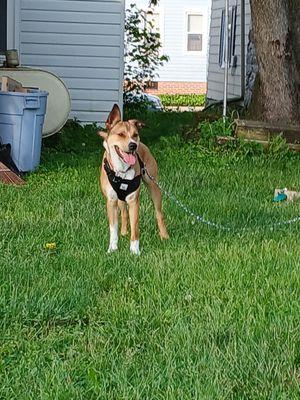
xmin=0 ymin=67 xmax=71 ymax=137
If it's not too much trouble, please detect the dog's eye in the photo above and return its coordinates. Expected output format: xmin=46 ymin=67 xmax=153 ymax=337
xmin=118 ymin=132 xmax=125 ymax=137
xmin=133 ymin=134 xmax=138 ymax=139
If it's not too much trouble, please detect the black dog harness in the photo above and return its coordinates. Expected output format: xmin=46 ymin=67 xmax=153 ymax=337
xmin=104 ymin=154 xmax=145 ymax=201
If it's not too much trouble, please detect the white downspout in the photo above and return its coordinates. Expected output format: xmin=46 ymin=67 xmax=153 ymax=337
xmin=223 ymin=0 xmax=229 ymax=121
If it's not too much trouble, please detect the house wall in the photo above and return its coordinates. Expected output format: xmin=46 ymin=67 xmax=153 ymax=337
xmin=129 ymin=0 xmax=211 ymax=93
xmin=207 ymin=0 xmax=251 ymax=101
xmin=8 ymin=0 xmax=125 ymax=125
xmin=146 ymin=81 xmax=207 ymax=95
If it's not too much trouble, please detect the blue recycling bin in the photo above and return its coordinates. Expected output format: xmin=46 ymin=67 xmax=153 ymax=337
xmin=0 ymin=89 xmax=48 ymax=172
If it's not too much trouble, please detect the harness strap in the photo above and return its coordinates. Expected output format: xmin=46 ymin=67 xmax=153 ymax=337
xmin=136 ymin=153 xmax=145 ymax=175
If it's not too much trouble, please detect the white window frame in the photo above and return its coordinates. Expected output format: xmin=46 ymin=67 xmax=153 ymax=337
xmin=185 ymin=10 xmax=206 ymax=56
xmin=219 ymin=5 xmax=237 ymax=69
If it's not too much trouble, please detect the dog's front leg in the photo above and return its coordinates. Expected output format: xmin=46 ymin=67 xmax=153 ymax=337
xmin=107 ymin=199 xmax=118 ymax=253
xmin=118 ymin=200 xmax=128 ymax=236
xmin=128 ymin=197 xmax=140 ymax=256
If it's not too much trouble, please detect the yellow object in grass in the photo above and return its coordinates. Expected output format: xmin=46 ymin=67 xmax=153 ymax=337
xmin=45 ymin=242 xmax=56 ymax=250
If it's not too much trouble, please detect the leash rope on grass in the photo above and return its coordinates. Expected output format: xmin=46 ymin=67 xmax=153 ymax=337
xmin=144 ymin=167 xmax=300 ymax=232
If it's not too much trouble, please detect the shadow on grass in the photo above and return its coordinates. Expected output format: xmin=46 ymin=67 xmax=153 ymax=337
xmin=124 ymin=110 xmax=197 ymax=146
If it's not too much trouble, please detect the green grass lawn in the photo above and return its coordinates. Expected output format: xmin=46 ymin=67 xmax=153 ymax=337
xmin=0 ymin=112 xmax=299 ymax=399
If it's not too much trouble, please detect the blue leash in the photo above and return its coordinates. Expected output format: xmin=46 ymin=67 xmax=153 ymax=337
xmin=144 ymin=167 xmax=300 ymax=232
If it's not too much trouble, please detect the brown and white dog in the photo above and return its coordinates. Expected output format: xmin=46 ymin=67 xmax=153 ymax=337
xmin=98 ymin=104 xmax=169 ymax=255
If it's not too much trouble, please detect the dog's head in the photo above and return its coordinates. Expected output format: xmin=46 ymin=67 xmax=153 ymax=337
xmin=98 ymin=104 xmax=144 ymax=168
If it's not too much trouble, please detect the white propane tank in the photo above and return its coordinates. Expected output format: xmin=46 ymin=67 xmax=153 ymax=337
xmin=0 ymin=67 xmax=71 ymax=138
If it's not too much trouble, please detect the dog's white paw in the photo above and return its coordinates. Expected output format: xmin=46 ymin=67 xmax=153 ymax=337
xmin=107 ymin=245 xmax=118 ymax=254
xmin=130 ymin=240 xmax=140 ymax=256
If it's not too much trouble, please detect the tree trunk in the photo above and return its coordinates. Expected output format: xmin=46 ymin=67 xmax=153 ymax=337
xmin=249 ymin=0 xmax=300 ymax=124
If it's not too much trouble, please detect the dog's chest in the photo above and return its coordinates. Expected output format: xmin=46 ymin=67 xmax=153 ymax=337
xmin=116 ymin=169 xmax=135 ymax=180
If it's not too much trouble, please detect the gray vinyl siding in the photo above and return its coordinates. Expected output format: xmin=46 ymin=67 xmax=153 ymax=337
xmin=207 ymin=0 xmax=251 ymax=101
xmin=19 ymin=0 xmax=125 ymax=125
xmin=131 ymin=0 xmax=211 ymax=83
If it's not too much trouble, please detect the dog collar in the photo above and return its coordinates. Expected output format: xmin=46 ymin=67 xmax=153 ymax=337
xmin=104 ymin=154 xmax=145 ymax=201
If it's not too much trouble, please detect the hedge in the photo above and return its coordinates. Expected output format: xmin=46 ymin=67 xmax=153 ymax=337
xmin=158 ymin=94 xmax=206 ymax=107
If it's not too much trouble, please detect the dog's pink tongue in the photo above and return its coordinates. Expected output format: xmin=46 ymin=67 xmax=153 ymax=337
xmin=121 ymin=150 xmax=136 ymax=166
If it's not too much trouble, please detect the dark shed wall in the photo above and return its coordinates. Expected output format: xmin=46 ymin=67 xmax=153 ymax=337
xmin=0 ymin=0 xmax=7 ymax=51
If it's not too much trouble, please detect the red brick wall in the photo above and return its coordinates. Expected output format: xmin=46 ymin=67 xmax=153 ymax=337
xmin=146 ymin=81 xmax=207 ymax=95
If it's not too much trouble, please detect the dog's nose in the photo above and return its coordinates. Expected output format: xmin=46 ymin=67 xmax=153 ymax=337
xmin=128 ymin=142 xmax=137 ymax=152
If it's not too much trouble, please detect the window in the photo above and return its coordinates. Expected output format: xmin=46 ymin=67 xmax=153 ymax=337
xmin=229 ymin=6 xmax=237 ymax=65
xmin=219 ymin=6 xmax=237 ymax=68
xmin=0 ymin=0 xmax=7 ymax=52
xmin=187 ymin=13 xmax=203 ymax=52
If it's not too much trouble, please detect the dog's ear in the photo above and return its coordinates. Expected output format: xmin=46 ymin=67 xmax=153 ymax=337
xmin=129 ymin=119 xmax=145 ymax=131
xmin=97 ymin=130 xmax=108 ymax=140
xmin=106 ymin=104 xmax=121 ymax=130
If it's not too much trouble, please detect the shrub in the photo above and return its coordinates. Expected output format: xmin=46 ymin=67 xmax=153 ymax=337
xmin=124 ymin=4 xmax=169 ymax=105
xmin=159 ymin=94 xmax=206 ymax=107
